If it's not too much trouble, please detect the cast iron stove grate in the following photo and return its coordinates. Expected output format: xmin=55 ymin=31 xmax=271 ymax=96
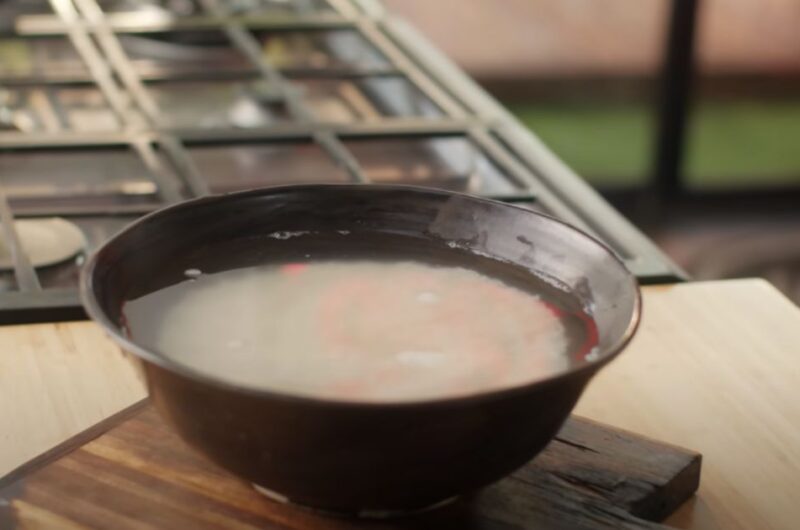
xmin=0 ymin=0 xmax=681 ymax=324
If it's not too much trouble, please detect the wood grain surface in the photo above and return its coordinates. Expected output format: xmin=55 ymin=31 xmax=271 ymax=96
xmin=0 ymin=322 xmax=146 ymax=478
xmin=0 ymin=404 xmax=700 ymax=530
xmin=575 ymin=279 xmax=800 ymax=530
xmin=2 ymin=279 xmax=799 ymax=529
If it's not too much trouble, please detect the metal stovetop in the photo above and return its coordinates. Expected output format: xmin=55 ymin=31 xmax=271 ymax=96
xmin=0 ymin=0 xmax=681 ymax=323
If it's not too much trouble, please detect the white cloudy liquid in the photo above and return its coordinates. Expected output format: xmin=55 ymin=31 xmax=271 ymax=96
xmin=123 ymin=260 xmax=576 ymax=402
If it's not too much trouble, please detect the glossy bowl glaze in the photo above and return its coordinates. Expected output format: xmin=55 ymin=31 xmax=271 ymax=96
xmin=81 ymin=184 xmax=640 ymax=516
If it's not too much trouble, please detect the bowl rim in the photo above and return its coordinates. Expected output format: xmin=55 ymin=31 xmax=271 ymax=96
xmin=81 ymin=183 xmax=642 ymax=409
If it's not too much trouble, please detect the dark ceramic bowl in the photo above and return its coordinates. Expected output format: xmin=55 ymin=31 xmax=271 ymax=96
xmin=81 ymin=184 xmax=640 ymax=516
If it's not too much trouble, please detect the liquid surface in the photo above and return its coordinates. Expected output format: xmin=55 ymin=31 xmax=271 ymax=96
xmin=124 ymin=260 xmax=589 ymax=402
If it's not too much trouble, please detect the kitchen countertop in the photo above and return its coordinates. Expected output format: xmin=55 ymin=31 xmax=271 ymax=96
xmin=2 ymin=278 xmax=799 ymax=530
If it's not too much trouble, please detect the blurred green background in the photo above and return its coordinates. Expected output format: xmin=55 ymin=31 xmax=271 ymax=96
xmin=509 ymin=99 xmax=800 ymax=190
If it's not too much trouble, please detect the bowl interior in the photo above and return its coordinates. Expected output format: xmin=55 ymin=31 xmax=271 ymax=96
xmin=83 ymin=184 xmax=640 ymax=397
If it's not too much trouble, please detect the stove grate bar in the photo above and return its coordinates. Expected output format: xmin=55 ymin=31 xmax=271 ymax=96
xmin=14 ymin=12 xmax=355 ymax=37
xmin=325 ymin=0 xmax=578 ymax=228
xmin=9 ymin=203 xmax=159 ymax=219
xmin=45 ymin=0 xmax=187 ymax=207
xmin=0 ymin=119 xmax=479 ymax=147
xmin=197 ymin=0 xmax=370 ymax=185
xmin=67 ymin=0 xmax=214 ymax=199
xmin=0 ymin=66 xmax=404 ymax=86
xmin=0 ymin=189 xmax=41 ymax=292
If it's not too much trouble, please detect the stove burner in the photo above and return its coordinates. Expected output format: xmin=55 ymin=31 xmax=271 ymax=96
xmin=0 ymin=218 xmax=87 ymax=271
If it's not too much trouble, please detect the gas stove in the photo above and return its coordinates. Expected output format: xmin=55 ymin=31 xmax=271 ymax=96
xmin=0 ymin=0 xmax=681 ymax=323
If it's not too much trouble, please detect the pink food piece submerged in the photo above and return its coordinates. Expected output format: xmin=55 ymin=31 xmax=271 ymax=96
xmin=281 ymin=263 xmax=309 ymax=276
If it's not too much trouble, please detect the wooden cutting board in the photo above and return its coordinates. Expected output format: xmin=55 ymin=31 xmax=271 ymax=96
xmin=0 ymin=400 xmax=700 ymax=530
